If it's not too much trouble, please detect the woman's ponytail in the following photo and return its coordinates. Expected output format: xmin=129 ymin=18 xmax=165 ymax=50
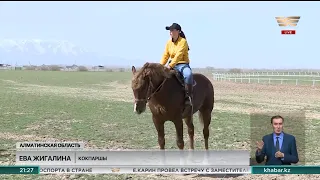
xmin=179 ymin=31 xmax=190 ymax=51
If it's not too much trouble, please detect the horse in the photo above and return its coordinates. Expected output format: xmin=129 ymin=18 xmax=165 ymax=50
xmin=131 ymin=62 xmax=214 ymax=150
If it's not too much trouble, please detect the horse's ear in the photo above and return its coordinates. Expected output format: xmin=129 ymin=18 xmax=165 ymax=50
xmin=143 ymin=62 xmax=149 ymax=68
xmin=132 ymin=66 xmax=136 ymax=74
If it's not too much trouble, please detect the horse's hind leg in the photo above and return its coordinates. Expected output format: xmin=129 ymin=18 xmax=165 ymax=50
xmin=184 ymin=116 xmax=194 ymax=150
xmin=198 ymin=108 xmax=211 ymax=150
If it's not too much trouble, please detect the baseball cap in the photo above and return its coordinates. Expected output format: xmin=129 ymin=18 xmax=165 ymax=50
xmin=165 ymin=23 xmax=181 ymax=31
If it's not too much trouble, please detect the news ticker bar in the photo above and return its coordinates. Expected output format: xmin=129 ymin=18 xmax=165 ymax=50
xmin=16 ymin=150 xmax=249 ymax=166
xmin=2 ymin=166 xmax=320 ymax=174
xmin=0 ymin=166 xmax=250 ymax=174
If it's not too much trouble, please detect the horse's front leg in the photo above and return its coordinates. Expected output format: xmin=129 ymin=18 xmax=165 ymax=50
xmin=174 ymin=119 xmax=186 ymax=166
xmin=174 ymin=119 xmax=184 ymax=150
xmin=153 ymin=115 xmax=165 ymax=149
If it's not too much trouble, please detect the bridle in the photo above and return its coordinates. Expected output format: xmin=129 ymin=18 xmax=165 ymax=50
xmin=134 ymin=76 xmax=168 ymax=103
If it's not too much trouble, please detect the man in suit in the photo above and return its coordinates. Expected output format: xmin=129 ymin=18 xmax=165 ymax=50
xmin=255 ymin=115 xmax=299 ymax=165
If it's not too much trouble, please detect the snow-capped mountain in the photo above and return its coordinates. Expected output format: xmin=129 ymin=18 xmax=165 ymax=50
xmin=0 ymin=39 xmax=89 ymax=56
xmin=0 ymin=39 xmax=123 ymax=66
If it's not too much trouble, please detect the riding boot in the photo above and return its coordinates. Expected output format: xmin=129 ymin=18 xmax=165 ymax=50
xmin=182 ymin=83 xmax=193 ymax=117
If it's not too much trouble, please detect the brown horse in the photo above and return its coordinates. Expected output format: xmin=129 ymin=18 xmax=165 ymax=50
xmin=131 ymin=62 xmax=214 ymax=150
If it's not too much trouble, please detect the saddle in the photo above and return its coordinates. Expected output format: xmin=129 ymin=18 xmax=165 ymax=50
xmin=171 ymin=69 xmax=186 ymax=87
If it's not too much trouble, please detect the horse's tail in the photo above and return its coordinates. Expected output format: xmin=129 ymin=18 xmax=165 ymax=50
xmin=197 ymin=78 xmax=214 ymax=130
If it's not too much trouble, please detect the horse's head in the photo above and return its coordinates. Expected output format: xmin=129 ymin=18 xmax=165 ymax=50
xmin=131 ymin=63 xmax=172 ymax=114
xmin=131 ymin=64 xmax=151 ymax=114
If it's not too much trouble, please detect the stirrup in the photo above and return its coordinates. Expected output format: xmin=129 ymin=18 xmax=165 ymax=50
xmin=185 ymin=96 xmax=193 ymax=106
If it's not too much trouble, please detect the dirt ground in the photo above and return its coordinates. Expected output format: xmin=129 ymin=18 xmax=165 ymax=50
xmin=189 ymin=81 xmax=320 ymax=179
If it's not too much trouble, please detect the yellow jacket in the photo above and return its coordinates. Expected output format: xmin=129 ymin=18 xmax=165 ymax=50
xmin=160 ymin=36 xmax=190 ymax=68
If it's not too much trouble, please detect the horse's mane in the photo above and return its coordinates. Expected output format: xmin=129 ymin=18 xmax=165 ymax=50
xmin=132 ymin=62 xmax=173 ymax=89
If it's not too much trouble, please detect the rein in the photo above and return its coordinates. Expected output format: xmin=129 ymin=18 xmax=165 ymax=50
xmin=135 ymin=76 xmax=168 ymax=103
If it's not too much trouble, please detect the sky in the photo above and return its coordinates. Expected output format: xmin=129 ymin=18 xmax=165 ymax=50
xmin=0 ymin=1 xmax=319 ymax=69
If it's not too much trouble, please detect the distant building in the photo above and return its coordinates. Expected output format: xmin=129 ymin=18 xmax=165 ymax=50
xmin=65 ymin=64 xmax=78 ymax=70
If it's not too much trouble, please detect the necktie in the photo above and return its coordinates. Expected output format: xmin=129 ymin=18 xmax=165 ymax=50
xmin=276 ymin=137 xmax=280 ymax=151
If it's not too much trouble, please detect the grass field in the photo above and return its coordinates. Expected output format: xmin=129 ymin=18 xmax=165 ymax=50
xmin=0 ymin=70 xmax=320 ymax=180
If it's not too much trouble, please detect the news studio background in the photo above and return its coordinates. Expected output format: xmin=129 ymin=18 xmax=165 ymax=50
xmin=1 ymin=2 xmax=320 ymax=180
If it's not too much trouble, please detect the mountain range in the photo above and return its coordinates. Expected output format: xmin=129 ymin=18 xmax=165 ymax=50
xmin=0 ymin=39 xmax=139 ymax=67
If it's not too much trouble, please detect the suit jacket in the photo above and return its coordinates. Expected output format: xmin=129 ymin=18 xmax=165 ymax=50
xmin=255 ymin=132 xmax=299 ymax=165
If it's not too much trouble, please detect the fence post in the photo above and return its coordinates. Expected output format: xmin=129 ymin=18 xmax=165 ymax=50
xmin=249 ymin=77 xmax=251 ymax=83
xmin=269 ymin=78 xmax=271 ymax=84
xmin=313 ymin=80 xmax=315 ymax=87
xmin=258 ymin=78 xmax=260 ymax=83
xmin=296 ymin=79 xmax=298 ymax=86
xmin=281 ymin=79 xmax=283 ymax=84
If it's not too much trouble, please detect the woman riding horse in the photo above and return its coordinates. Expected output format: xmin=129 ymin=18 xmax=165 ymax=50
xmin=160 ymin=23 xmax=193 ymax=116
